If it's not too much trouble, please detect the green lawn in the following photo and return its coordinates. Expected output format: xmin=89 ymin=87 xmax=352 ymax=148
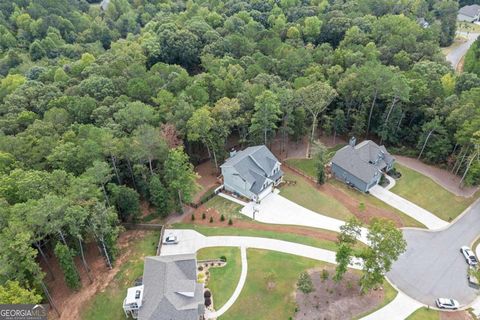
xmin=392 ymin=164 xmax=475 ymax=221
xmin=281 ymin=172 xmax=353 ymax=221
xmin=286 ymin=158 xmax=317 ymax=177
xmin=80 ymin=231 xmax=159 ymax=320
xmin=405 ymin=307 xmax=439 ymax=320
xmin=328 ymin=180 xmax=425 ymax=228
xmin=203 ymin=196 xmax=247 ymax=220
xmin=197 ymin=247 xmax=242 ymax=309
xmin=283 ymin=160 xmax=424 ymax=228
xmin=173 ymin=223 xmax=345 ymax=252
xmin=221 ymin=249 xmax=329 ymax=320
xmin=221 ymin=249 xmax=396 ymax=320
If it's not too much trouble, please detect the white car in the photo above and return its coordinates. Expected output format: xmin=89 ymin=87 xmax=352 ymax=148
xmin=435 ymin=298 xmax=459 ymax=310
xmin=163 ymin=234 xmax=179 ymax=245
xmin=461 ymin=246 xmax=478 ymax=266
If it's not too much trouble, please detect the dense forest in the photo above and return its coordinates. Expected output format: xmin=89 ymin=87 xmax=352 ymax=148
xmin=0 ymin=0 xmax=479 ymax=301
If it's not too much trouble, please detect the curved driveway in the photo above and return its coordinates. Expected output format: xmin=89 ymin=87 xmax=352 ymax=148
xmin=388 ymin=199 xmax=480 ymax=307
xmin=446 ymin=32 xmax=479 ymax=71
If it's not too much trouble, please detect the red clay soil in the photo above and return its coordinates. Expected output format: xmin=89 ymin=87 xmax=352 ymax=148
xmin=395 ymin=155 xmax=479 ymax=198
xmin=440 ymin=311 xmax=474 ymax=320
xmin=182 ymin=205 xmax=340 ymax=244
xmin=43 ymin=230 xmax=149 ymax=320
xmin=295 ymin=267 xmax=384 ymax=320
xmin=283 ymin=167 xmax=406 ymax=227
xmin=193 ymin=161 xmax=220 ymax=202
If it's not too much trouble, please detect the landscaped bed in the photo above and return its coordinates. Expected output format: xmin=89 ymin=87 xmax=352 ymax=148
xmin=295 ymin=267 xmax=397 ymax=320
xmin=392 ymin=164 xmax=476 ymax=221
xmin=197 ymin=247 xmax=242 ymax=310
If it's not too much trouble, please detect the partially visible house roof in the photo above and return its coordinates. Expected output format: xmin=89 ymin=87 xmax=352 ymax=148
xmin=100 ymin=0 xmax=110 ymax=11
xmin=221 ymin=145 xmax=282 ymax=195
xmin=331 ymin=140 xmax=394 ymax=184
xmin=139 ymin=254 xmax=204 ymax=320
xmin=459 ymin=5 xmax=480 ymax=18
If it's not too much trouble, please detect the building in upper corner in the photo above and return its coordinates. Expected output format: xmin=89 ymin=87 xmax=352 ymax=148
xmin=123 ymin=254 xmax=205 ymax=320
xmin=331 ymin=138 xmax=395 ymax=192
xmin=458 ymin=5 xmax=480 ymax=23
xmin=220 ymin=145 xmax=283 ymax=202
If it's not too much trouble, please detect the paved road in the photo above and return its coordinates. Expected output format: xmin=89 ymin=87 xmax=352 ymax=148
xmin=388 ymin=199 xmax=480 ymax=307
xmin=446 ymin=32 xmax=479 ymax=71
xmin=369 ymin=185 xmax=448 ymax=230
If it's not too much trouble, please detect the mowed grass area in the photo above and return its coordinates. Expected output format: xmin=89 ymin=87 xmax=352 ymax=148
xmin=284 ymin=159 xmax=425 ymax=228
xmin=204 ymin=196 xmax=247 ymax=220
xmin=392 ymin=164 xmax=475 ymax=221
xmin=221 ymin=249 xmax=396 ymax=320
xmin=80 ymin=231 xmax=159 ymax=320
xmin=222 ymin=249 xmax=329 ymax=320
xmin=405 ymin=307 xmax=439 ymax=320
xmin=197 ymin=247 xmax=241 ymax=309
xmin=281 ymin=172 xmax=353 ymax=221
xmin=173 ymin=223 xmax=346 ymax=252
xmin=328 ymin=179 xmax=425 ymax=228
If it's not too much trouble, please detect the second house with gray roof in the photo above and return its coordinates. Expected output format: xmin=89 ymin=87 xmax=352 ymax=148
xmin=221 ymin=145 xmax=283 ymax=202
xmin=331 ymin=138 xmax=395 ymax=192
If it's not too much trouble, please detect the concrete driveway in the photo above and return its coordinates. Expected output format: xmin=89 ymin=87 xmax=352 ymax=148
xmin=388 ymin=199 xmax=480 ymax=307
xmin=446 ymin=32 xmax=479 ymax=71
xmin=241 ymin=192 xmax=369 ymax=243
xmin=369 ymin=185 xmax=448 ymax=230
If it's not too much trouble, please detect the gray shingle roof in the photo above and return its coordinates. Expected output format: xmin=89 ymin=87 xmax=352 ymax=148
xmin=459 ymin=5 xmax=480 ymax=17
xmin=331 ymin=140 xmax=394 ymax=184
xmin=221 ymin=145 xmax=282 ymax=195
xmin=139 ymin=254 xmax=204 ymax=320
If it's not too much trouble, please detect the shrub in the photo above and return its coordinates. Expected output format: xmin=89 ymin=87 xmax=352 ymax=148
xmin=202 ymin=212 xmax=206 ymax=220
xmin=228 ymin=218 xmax=233 ymax=225
xmin=204 ymin=290 xmax=211 ymax=298
xmin=205 ymin=297 xmax=212 ymax=307
xmin=321 ymin=269 xmax=329 ymax=281
xmin=297 ymin=272 xmax=314 ymax=294
xmin=209 ymin=216 xmax=213 ymax=223
xmin=191 ymin=214 xmax=195 ymax=221
xmin=220 ymin=214 xmax=225 ymax=221
xmin=220 ymin=255 xmax=227 ymax=262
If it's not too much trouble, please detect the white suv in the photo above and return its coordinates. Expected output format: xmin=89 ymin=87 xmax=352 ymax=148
xmin=436 ymin=298 xmax=459 ymax=310
xmin=461 ymin=246 xmax=478 ymax=266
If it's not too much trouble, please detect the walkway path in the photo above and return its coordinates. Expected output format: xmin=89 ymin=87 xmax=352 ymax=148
xmin=241 ymin=192 xmax=369 ymax=243
xmin=361 ymin=290 xmax=422 ymax=320
xmin=369 ymin=185 xmax=448 ymax=230
xmin=205 ymin=246 xmax=247 ymax=319
xmin=395 ymin=155 xmax=479 ymax=197
xmin=384 ymin=174 xmax=396 ymax=191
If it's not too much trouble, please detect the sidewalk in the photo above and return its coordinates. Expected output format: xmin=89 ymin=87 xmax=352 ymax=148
xmin=369 ymin=185 xmax=448 ymax=230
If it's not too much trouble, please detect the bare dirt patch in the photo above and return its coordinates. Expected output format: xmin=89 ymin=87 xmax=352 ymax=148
xmin=43 ymin=230 xmax=149 ymax=320
xmin=440 ymin=311 xmax=474 ymax=320
xmin=193 ymin=161 xmax=220 ymax=202
xmin=295 ymin=267 xmax=384 ymax=320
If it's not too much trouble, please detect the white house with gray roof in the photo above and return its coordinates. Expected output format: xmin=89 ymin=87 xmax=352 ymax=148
xmin=221 ymin=145 xmax=283 ymax=202
xmin=124 ymin=254 xmax=205 ymax=320
xmin=331 ymin=138 xmax=395 ymax=192
xmin=458 ymin=5 xmax=480 ymax=22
